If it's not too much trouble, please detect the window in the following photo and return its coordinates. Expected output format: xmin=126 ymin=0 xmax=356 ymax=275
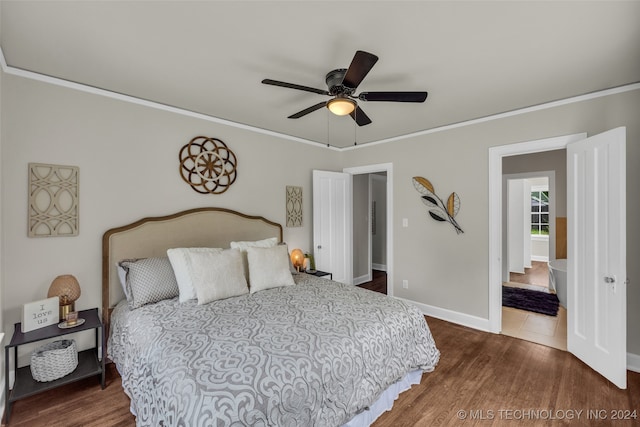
xmin=531 ymin=189 xmax=549 ymax=235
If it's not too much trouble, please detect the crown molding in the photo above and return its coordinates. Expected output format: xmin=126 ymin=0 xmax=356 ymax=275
xmin=2 ymin=46 xmax=639 ymax=152
xmin=0 ymin=46 xmax=339 ymax=151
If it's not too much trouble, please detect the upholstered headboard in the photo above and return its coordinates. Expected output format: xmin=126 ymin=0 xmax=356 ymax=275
xmin=102 ymin=207 xmax=282 ymax=334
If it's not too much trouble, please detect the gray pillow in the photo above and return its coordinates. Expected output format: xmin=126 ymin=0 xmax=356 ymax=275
xmin=119 ymin=257 xmax=179 ymax=309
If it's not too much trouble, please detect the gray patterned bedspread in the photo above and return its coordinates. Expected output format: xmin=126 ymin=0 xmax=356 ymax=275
xmin=108 ymin=274 xmax=440 ymax=426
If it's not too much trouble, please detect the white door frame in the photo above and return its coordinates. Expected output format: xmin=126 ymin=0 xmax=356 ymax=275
xmin=488 ymin=133 xmax=586 ymax=333
xmin=343 ymin=163 xmax=394 ymax=296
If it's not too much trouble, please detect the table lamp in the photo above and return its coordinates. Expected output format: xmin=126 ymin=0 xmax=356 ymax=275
xmin=290 ymin=249 xmax=305 ymax=272
xmin=47 ymin=274 xmax=81 ymax=319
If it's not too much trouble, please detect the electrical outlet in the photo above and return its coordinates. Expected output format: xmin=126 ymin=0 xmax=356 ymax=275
xmin=402 ymin=280 xmax=408 ymax=289
xmin=402 ymin=218 xmax=409 ymax=227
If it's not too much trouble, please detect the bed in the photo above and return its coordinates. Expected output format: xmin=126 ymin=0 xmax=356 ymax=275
xmin=102 ymin=207 xmax=440 ymax=426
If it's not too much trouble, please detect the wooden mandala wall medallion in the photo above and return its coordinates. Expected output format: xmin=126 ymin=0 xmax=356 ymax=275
xmin=179 ymin=136 xmax=238 ymax=194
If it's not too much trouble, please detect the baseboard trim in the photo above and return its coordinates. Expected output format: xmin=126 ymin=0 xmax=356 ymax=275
xmin=372 ymin=263 xmax=387 ymax=272
xmin=396 ymin=297 xmax=491 ymax=332
xmin=627 ymin=352 xmax=640 ymax=373
xmin=353 ymin=274 xmax=372 ymax=286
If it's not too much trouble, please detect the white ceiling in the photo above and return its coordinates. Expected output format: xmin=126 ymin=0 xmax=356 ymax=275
xmin=2 ymin=1 xmax=639 ymax=149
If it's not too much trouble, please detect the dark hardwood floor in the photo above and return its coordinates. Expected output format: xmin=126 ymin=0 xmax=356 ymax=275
xmin=357 ymin=270 xmax=387 ymax=294
xmin=373 ymin=317 xmax=640 ymax=426
xmin=3 ymin=363 xmax=134 ymax=427
xmin=4 ymin=316 xmax=638 ymax=427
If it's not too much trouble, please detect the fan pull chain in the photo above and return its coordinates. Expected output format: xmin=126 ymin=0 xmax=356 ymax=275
xmin=327 ymin=111 xmax=331 ymax=147
xmin=353 ymin=109 xmax=357 ymax=146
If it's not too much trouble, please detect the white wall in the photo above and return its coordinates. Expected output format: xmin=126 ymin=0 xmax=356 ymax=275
xmin=340 ymin=89 xmax=640 ymax=356
xmin=1 ymin=74 xmax=337 ymax=365
xmin=2 ymin=70 xmax=639 ymax=362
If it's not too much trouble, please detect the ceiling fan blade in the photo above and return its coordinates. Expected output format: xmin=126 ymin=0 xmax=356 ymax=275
xmin=358 ymin=91 xmax=428 ymax=102
xmin=342 ymin=50 xmax=379 ymax=89
xmin=262 ymin=79 xmax=330 ymax=95
xmin=349 ymin=106 xmax=372 ymax=126
xmin=288 ymin=101 xmax=327 ymax=119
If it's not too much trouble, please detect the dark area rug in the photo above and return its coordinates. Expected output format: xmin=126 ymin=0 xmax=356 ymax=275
xmin=502 ymin=285 xmax=559 ymax=316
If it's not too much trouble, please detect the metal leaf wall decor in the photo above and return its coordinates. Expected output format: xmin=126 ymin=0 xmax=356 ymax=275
xmin=412 ymin=176 xmax=464 ymax=234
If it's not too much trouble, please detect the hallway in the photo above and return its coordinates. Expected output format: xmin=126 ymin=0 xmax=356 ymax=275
xmin=357 ymin=270 xmax=387 ymax=294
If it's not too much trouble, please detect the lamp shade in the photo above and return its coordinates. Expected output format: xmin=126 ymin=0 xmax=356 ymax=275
xmin=290 ymin=249 xmax=305 ymax=271
xmin=47 ymin=274 xmax=81 ymax=305
xmin=327 ymin=98 xmax=356 ymax=116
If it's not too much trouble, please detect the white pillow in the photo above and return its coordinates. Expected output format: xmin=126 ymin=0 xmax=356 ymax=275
xmin=188 ymin=248 xmax=249 ymax=305
xmin=230 ymin=237 xmax=279 ymax=282
xmin=167 ymin=247 xmax=223 ymax=302
xmin=116 ymin=262 xmax=130 ymax=300
xmin=230 ymin=236 xmax=278 ymax=252
xmin=246 ymin=245 xmax=295 ymax=293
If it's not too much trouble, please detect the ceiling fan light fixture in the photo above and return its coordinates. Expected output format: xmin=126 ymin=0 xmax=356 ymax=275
xmin=327 ymin=97 xmax=356 ymax=116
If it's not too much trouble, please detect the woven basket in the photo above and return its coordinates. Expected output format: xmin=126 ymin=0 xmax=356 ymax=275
xmin=30 ymin=339 xmax=78 ymax=382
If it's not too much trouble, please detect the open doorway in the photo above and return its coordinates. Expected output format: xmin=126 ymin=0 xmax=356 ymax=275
xmin=343 ymin=163 xmax=393 ymax=296
xmin=352 ymin=172 xmax=388 ymax=294
xmin=502 ymin=169 xmax=566 ymax=350
xmin=491 ymin=128 xmax=627 ymax=388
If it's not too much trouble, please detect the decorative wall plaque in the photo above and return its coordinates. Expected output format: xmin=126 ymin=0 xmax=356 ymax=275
xmin=179 ymin=136 xmax=238 ymax=194
xmin=29 ymin=163 xmax=79 ymax=237
xmin=286 ymin=186 xmax=303 ymax=227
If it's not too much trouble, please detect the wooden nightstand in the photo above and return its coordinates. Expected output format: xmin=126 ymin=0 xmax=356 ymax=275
xmin=4 ymin=307 xmax=105 ymax=424
xmin=306 ymin=270 xmax=332 ymax=280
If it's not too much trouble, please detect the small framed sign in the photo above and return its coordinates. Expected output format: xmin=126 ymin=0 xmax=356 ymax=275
xmin=22 ymin=297 xmax=59 ymax=333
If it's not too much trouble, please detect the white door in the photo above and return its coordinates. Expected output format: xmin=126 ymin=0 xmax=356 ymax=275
xmin=567 ymin=127 xmax=627 ymax=389
xmin=312 ymin=170 xmax=353 ymax=284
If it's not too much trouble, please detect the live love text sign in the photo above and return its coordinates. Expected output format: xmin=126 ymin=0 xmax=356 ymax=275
xmin=22 ymin=297 xmax=59 ymax=333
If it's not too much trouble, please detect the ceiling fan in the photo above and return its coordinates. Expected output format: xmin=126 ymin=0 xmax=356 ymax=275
xmin=261 ymin=50 xmax=428 ymax=126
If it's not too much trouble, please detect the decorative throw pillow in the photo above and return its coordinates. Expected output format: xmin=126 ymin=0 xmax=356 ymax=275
xmin=188 ymin=248 xmax=249 ymax=305
xmin=230 ymin=237 xmax=279 ymax=282
xmin=167 ymin=247 xmax=223 ymax=302
xmin=119 ymin=257 xmax=179 ymax=309
xmin=246 ymin=245 xmax=295 ymax=293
